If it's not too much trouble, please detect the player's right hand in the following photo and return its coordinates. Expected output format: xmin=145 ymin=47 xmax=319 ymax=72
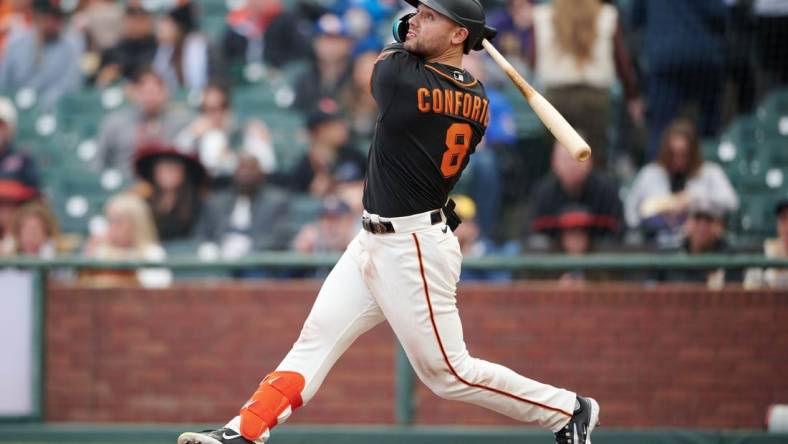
xmin=393 ymin=13 xmax=415 ymax=43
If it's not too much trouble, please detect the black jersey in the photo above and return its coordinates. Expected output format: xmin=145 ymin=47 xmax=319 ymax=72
xmin=362 ymin=43 xmax=489 ymax=217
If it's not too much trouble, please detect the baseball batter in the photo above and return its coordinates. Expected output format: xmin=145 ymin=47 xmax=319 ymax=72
xmin=178 ymin=1 xmax=599 ymax=443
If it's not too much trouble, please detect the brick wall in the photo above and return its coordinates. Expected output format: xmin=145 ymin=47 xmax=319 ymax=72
xmin=46 ymin=282 xmax=788 ymax=428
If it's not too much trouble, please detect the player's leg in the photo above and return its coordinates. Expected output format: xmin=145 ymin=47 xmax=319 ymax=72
xmin=179 ymin=233 xmax=384 ymax=444
xmin=365 ymin=227 xmax=584 ymax=433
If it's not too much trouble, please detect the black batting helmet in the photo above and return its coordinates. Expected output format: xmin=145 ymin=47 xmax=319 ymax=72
xmin=405 ymin=0 xmax=486 ymax=54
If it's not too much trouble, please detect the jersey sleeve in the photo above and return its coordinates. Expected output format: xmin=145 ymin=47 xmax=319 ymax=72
xmin=371 ymin=43 xmax=420 ymax=114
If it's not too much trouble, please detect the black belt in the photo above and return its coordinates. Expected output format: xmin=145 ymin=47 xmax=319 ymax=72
xmin=361 ymin=210 xmax=443 ymax=234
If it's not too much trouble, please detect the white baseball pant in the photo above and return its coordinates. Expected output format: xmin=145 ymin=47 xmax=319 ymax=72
xmin=227 ymin=210 xmax=576 ymax=442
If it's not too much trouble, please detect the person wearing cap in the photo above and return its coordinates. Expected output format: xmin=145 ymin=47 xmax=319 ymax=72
xmin=0 ymin=96 xmax=40 ymax=255
xmin=293 ymin=195 xmax=356 ymax=257
xmin=0 ymin=0 xmax=82 ymax=108
xmin=152 ymin=0 xmax=209 ymax=92
xmin=663 ymin=198 xmax=734 ymax=287
xmin=195 ymin=151 xmax=292 ymax=259
xmin=221 ymin=0 xmax=311 ymax=70
xmin=292 ymin=13 xmax=357 ymax=112
xmin=132 ymin=141 xmax=207 ymax=241
xmin=275 ymin=103 xmax=365 ymax=197
xmin=553 ymin=204 xmax=598 ymax=287
xmin=95 ymin=1 xmax=156 ymax=87
xmin=93 ymin=67 xmax=192 ymax=175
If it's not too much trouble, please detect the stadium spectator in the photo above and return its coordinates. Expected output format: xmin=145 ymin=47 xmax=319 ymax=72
xmin=339 ymin=47 xmax=379 ymax=145
xmin=463 ymin=52 xmax=516 ymax=240
xmin=293 ymin=195 xmax=355 ymax=254
xmin=220 ymin=0 xmax=311 ymax=70
xmin=94 ymin=1 xmax=156 ymax=87
xmin=82 ymin=192 xmax=171 ymax=288
xmin=196 ymin=151 xmax=292 ymax=259
xmin=0 ymin=97 xmax=39 ymax=255
xmin=555 ymin=204 xmax=608 ymax=288
xmin=487 ymin=0 xmax=534 ymax=70
xmin=293 ymin=14 xmax=355 ymax=112
xmin=625 ymin=119 xmax=738 ymax=248
xmin=11 ymin=200 xmax=58 ymax=258
xmin=555 ymin=205 xmax=596 ymax=255
xmin=0 ymin=0 xmax=82 ymax=108
xmin=277 ymin=104 xmax=365 ymax=197
xmin=630 ymin=0 xmax=727 ymax=159
xmin=175 ymin=82 xmax=277 ymax=188
xmin=93 ymin=68 xmax=191 ymax=175
xmin=304 ymin=0 xmax=396 ymax=62
xmin=532 ymin=0 xmax=642 ymax=169
xmin=745 ymin=199 xmax=788 ymax=289
xmin=525 ymin=141 xmax=623 ymax=245
xmin=0 ymin=0 xmax=32 ymax=57
xmin=152 ymin=1 xmax=209 ymax=92
xmin=133 ymin=142 xmax=206 ymax=242
xmin=724 ymin=0 xmax=757 ymax=116
xmin=71 ymin=0 xmax=123 ymax=54
xmin=754 ymin=0 xmax=788 ymax=90
xmin=317 ymin=0 xmax=398 ymax=38
xmin=664 ymin=198 xmax=733 ymax=288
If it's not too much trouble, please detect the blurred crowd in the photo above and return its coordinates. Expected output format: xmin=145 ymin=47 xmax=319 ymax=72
xmin=0 ymin=0 xmax=787 ymax=288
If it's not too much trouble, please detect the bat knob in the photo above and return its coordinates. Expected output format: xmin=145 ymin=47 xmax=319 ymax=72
xmin=576 ymin=147 xmax=592 ymax=162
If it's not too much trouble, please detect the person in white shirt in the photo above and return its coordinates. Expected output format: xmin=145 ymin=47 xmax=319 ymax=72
xmin=531 ymin=0 xmax=642 ymax=169
xmin=625 ymin=119 xmax=738 ymax=247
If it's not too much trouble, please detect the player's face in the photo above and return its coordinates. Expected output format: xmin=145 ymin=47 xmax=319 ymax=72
xmin=404 ymin=5 xmax=463 ymax=58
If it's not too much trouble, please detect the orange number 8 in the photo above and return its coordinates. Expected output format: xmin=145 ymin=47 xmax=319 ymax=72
xmin=440 ymin=122 xmax=472 ymax=178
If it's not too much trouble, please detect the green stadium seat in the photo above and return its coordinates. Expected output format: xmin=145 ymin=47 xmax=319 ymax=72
xmin=199 ymin=0 xmax=228 ymax=17
xmin=260 ymin=110 xmax=307 ymax=170
xmin=290 ymin=195 xmax=323 ymax=228
xmin=737 ymin=191 xmax=785 ymax=236
xmin=200 ymin=15 xmax=227 ymax=42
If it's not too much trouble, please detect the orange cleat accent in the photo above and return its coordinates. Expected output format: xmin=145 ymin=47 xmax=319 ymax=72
xmin=239 ymin=371 xmax=305 ymax=441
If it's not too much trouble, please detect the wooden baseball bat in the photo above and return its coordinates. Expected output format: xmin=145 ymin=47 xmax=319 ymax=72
xmin=481 ymin=39 xmax=592 ymax=162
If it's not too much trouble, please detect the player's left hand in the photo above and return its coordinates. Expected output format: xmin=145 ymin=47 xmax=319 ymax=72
xmin=393 ymin=13 xmax=415 ymax=43
xmin=472 ymin=26 xmax=498 ymax=51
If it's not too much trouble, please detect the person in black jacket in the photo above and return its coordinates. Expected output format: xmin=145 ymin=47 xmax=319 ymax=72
xmin=195 ymin=151 xmax=292 ymax=257
xmin=95 ymin=1 xmax=156 ymax=87
xmin=277 ymin=105 xmax=365 ymax=197
xmin=525 ymin=141 xmax=623 ymax=244
xmin=221 ymin=0 xmax=311 ymax=70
